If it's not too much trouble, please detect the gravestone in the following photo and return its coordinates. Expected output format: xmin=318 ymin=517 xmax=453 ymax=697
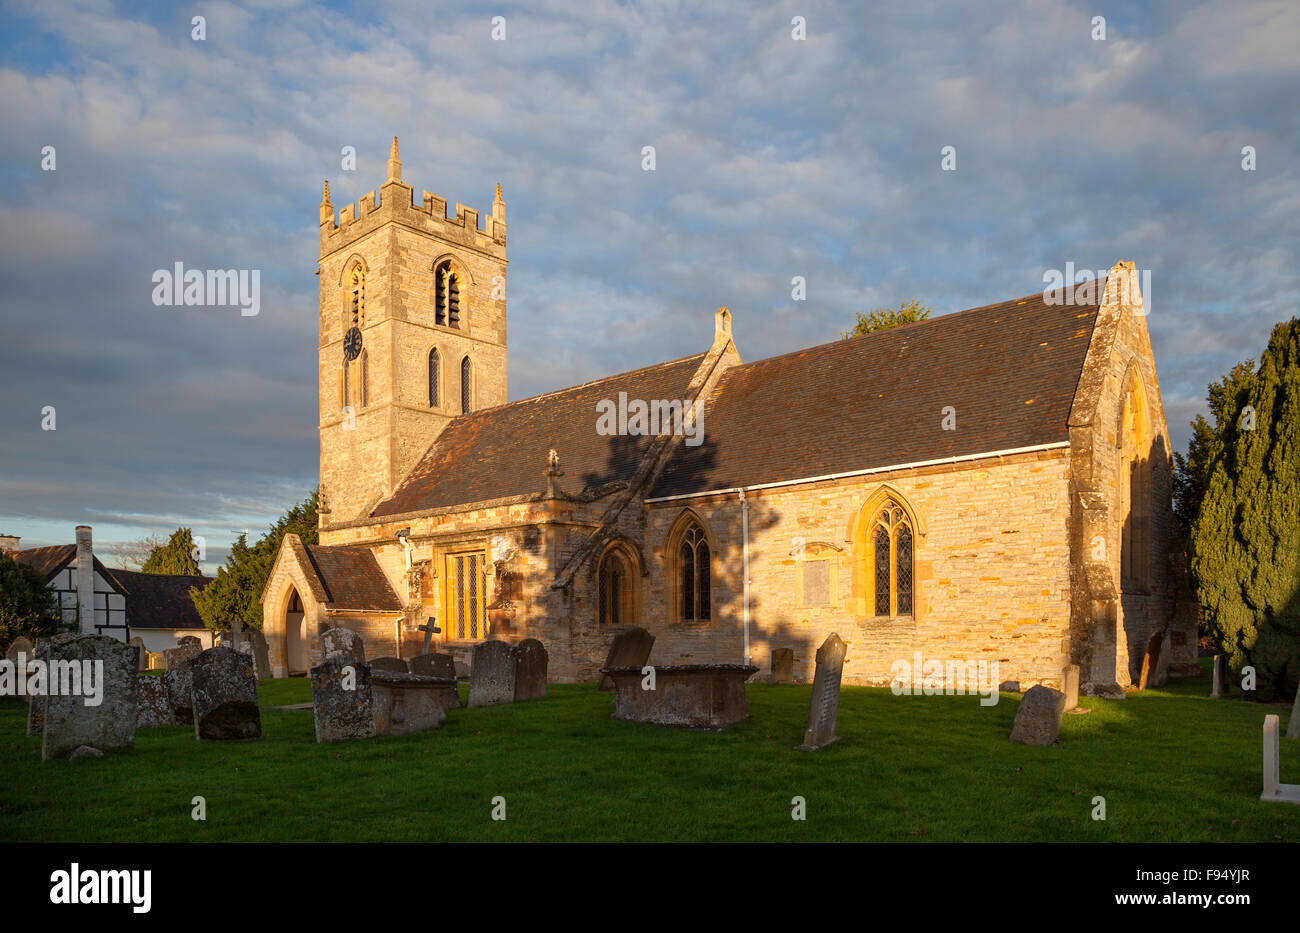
xmin=597 ymin=627 xmax=655 ymax=691
xmin=1009 ymin=685 xmax=1066 ymax=746
xmin=147 ymin=652 xmax=165 ymax=670
xmin=369 ymin=656 xmax=410 ymax=673
xmin=28 ymin=633 xmax=78 ymax=735
xmin=1211 ymin=654 xmax=1227 ymax=698
xmin=177 ymin=635 xmax=202 ymax=651
xmin=235 ymin=641 xmax=258 ymax=679
xmin=1288 ymin=685 xmax=1300 ymax=741
xmin=372 ymin=670 xmax=450 ymax=735
xmin=797 ymin=633 xmax=847 ymax=751
xmin=771 ymin=647 xmax=794 ymax=684
xmin=469 ymin=640 xmax=517 ymax=707
xmin=410 ymin=652 xmax=460 ymax=710
xmin=42 ymin=634 xmax=137 ymax=761
xmin=310 ymin=656 xmax=375 ymax=743
xmin=163 ymin=640 xmax=201 ymax=672
xmin=228 ymin=620 xmax=244 ymax=647
xmin=1137 ymin=632 xmax=1164 ymax=690
xmin=190 ymin=646 xmax=261 ymax=741
xmin=163 ymin=655 xmax=197 ymax=725
xmin=128 ymin=637 xmax=147 ymax=672
xmin=136 ymin=675 xmax=174 ymax=727
xmin=1063 ymin=664 xmax=1083 ymax=713
xmin=6 ymin=635 xmax=33 ymax=662
xmin=249 ymin=629 xmax=272 ymax=680
xmin=1262 ymin=714 xmax=1300 ymax=803
xmin=321 ymin=627 xmax=366 ymax=664
xmin=514 ymin=638 xmax=548 ymax=701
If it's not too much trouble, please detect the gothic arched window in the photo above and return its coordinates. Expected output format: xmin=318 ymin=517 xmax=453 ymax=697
xmin=460 ymin=356 xmax=472 ymax=414
xmin=349 ymin=266 xmax=365 ymax=327
xmin=871 ymin=499 xmax=914 ymax=617
xmin=597 ymin=545 xmax=638 ymax=626
xmin=434 ymin=260 xmax=460 ymax=328
xmin=428 ymin=348 xmax=440 ymax=408
xmin=677 ymin=520 xmax=711 ymax=622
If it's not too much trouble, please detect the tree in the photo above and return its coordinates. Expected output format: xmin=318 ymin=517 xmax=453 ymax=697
xmin=0 ymin=553 xmax=61 ymax=653
xmin=191 ymin=489 xmax=318 ymax=634
xmin=842 ymin=299 xmax=932 ymax=338
xmin=112 ymin=533 xmax=166 ymax=571
xmin=1188 ymin=319 xmax=1300 ymax=700
xmin=141 ymin=527 xmax=201 ymax=575
xmin=1172 ymin=360 xmax=1255 ymax=530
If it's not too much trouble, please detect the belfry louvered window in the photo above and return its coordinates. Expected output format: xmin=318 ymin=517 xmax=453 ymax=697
xmin=872 ymin=499 xmax=914 ymax=617
xmin=434 ymin=260 xmax=460 ymax=328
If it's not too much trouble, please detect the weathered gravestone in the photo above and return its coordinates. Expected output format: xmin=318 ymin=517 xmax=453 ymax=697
xmin=797 ymin=632 xmax=847 ymax=751
xmin=771 ymin=647 xmax=794 ymax=684
xmin=469 ymin=640 xmax=517 ymax=707
xmin=310 ymin=656 xmax=375 ymax=743
xmin=249 ymin=629 xmax=272 ymax=680
xmin=163 ymin=639 xmax=201 ymax=672
xmin=1262 ymin=714 xmax=1300 ymax=803
xmin=1009 ymin=684 xmax=1066 ymax=746
xmin=42 ymin=634 xmax=137 ymax=761
xmin=1137 ymin=631 xmax=1165 ymax=690
xmin=1063 ymin=663 xmax=1090 ymax=714
xmin=514 ymin=639 xmax=548 ymax=702
xmin=369 ymin=656 xmax=410 ymax=673
xmin=6 ymin=635 xmax=33 ymax=662
xmin=235 ymin=641 xmax=258 ymax=680
xmin=1211 ymin=654 xmax=1227 ymax=698
xmin=136 ymin=674 xmax=173 ymax=727
xmin=597 ymin=627 xmax=655 ymax=691
xmin=163 ymin=655 xmax=198 ymax=725
xmin=27 ymin=633 xmax=78 ymax=735
xmin=129 ymin=637 xmax=147 ymax=673
xmin=372 ymin=670 xmax=450 ymax=735
xmin=191 ymin=646 xmax=261 ymax=741
xmin=321 ymin=626 xmax=366 ymax=664
xmin=177 ymin=635 xmax=202 ymax=651
xmin=410 ymin=652 xmax=460 ymax=710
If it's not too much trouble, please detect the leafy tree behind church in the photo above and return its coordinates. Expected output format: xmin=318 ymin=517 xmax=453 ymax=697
xmin=1187 ymin=319 xmax=1300 ymax=701
xmin=141 ymin=527 xmax=201 ymax=575
xmin=842 ymin=299 xmax=932 ymax=338
xmin=0 ymin=552 xmax=61 ymax=653
xmin=191 ymin=489 xmax=318 ymax=634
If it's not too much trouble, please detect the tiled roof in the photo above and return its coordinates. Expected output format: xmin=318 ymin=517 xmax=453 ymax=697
xmin=12 ymin=544 xmax=76 ymax=580
xmin=106 ymin=569 xmax=213 ymax=630
xmin=301 ymin=544 xmax=402 ymax=611
xmin=650 ymin=288 xmax=1099 ymax=497
xmin=372 ymin=353 xmax=706 ymax=516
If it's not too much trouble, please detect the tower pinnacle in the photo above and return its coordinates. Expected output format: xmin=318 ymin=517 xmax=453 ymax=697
xmin=386 ymin=136 xmax=402 ymax=183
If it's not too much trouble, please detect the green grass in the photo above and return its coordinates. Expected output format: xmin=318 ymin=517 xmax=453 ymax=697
xmin=1 ymin=661 xmax=1296 ymax=842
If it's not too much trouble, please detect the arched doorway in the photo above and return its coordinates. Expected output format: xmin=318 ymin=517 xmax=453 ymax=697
xmin=285 ymin=588 xmax=308 ymax=675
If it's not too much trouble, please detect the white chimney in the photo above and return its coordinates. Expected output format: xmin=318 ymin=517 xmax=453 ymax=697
xmin=0 ymin=534 xmax=20 ymax=554
xmin=75 ymin=525 xmax=94 ymax=634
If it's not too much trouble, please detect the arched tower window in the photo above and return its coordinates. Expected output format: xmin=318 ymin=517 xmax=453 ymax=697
xmin=870 ymin=498 xmax=914 ymax=617
xmin=428 ymin=348 xmax=440 ymax=408
xmin=461 ymin=356 xmax=472 ymax=414
xmin=676 ymin=520 xmax=711 ymax=623
xmin=348 ymin=265 xmax=365 ymax=328
xmin=435 ymin=260 xmax=461 ymax=328
xmin=597 ymin=544 xmax=640 ymax=626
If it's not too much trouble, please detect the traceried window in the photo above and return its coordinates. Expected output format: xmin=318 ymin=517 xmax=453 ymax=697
xmin=461 ymin=356 xmax=472 ymax=414
xmin=597 ymin=546 xmax=636 ymax=626
xmin=872 ymin=499 xmax=914 ymax=617
xmin=434 ymin=260 xmax=460 ymax=328
xmin=427 ymin=348 xmax=440 ymax=407
xmin=678 ymin=522 xmax=711 ymax=622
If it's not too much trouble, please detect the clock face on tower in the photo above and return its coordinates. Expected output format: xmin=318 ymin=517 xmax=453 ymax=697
xmin=343 ymin=326 xmax=363 ymax=361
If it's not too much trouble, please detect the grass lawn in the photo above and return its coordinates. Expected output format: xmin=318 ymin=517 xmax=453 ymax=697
xmin=0 ymin=660 xmax=1296 ymax=842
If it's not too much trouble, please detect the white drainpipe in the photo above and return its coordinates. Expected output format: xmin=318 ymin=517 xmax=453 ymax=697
xmin=739 ymin=489 xmax=751 ymax=667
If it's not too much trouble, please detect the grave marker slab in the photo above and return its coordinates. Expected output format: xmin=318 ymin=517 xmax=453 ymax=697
xmin=1211 ymin=654 xmax=1228 ymax=698
xmin=369 ymin=656 xmax=410 ymax=673
xmin=136 ymin=675 xmax=173 ymax=728
xmin=514 ymin=638 xmax=548 ymax=701
xmin=250 ymin=629 xmax=272 ymax=680
xmin=1262 ymin=714 xmax=1300 ymax=804
xmin=321 ymin=627 xmax=366 ymax=664
xmin=163 ymin=640 xmax=201 ymax=672
xmin=310 ymin=656 xmax=375 ymax=743
xmin=372 ymin=670 xmax=450 ymax=735
xmin=128 ymin=637 xmax=147 ymax=673
xmin=598 ymin=627 xmax=655 ymax=691
xmin=6 ymin=635 xmax=33 ymax=662
xmin=771 ymin=647 xmax=794 ymax=684
xmin=42 ymin=634 xmax=137 ymax=761
xmin=605 ymin=664 xmax=756 ymax=729
xmin=797 ymin=632 xmax=846 ymax=750
xmin=469 ymin=640 xmax=517 ymax=707
xmin=1010 ymin=685 xmax=1066 ymax=746
xmin=410 ymin=652 xmax=460 ymax=710
xmin=163 ymin=655 xmax=197 ymax=725
xmin=27 ymin=633 xmax=78 ymax=734
xmin=191 ymin=647 xmax=262 ymax=741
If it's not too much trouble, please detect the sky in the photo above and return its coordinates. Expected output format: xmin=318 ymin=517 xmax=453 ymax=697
xmin=0 ymin=0 xmax=1296 ymax=573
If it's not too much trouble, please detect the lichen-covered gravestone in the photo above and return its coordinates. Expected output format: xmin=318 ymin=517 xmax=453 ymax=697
xmin=310 ymin=656 xmax=375 ymax=743
xmin=249 ymin=629 xmax=272 ymax=680
xmin=771 ymin=647 xmax=795 ymax=684
xmin=42 ymin=634 xmax=137 ymax=761
xmin=1009 ymin=685 xmax=1066 ymax=746
xmin=191 ymin=646 xmax=262 ymax=741
xmin=129 ymin=636 xmax=147 ymax=673
xmin=597 ymin=627 xmax=655 ymax=691
xmin=6 ymin=635 xmax=33 ymax=662
xmin=797 ymin=633 xmax=846 ymax=751
xmin=136 ymin=674 xmax=174 ymax=727
xmin=410 ymin=652 xmax=461 ymax=710
xmin=321 ymin=627 xmax=366 ymax=664
xmin=27 ymin=633 xmax=78 ymax=735
xmin=469 ymin=640 xmax=518 ymax=707
xmin=163 ymin=654 xmax=198 ymax=725
xmin=514 ymin=639 xmax=548 ymax=701
xmin=369 ymin=656 xmax=410 ymax=673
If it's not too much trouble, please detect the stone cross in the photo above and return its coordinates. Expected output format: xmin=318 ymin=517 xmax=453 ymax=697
xmin=418 ymin=618 xmax=440 ymax=654
xmin=797 ymin=633 xmax=846 ymax=751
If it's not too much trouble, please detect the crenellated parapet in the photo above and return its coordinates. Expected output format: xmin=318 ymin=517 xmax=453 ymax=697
xmin=318 ymin=137 xmax=506 ymax=261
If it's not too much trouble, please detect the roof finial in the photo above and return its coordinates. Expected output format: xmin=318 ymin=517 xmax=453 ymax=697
xmin=386 ymin=136 xmax=402 ymax=183
xmin=493 ymin=182 xmax=505 ymax=223
xmin=320 ymin=179 xmax=333 ymax=225
xmin=321 ymin=179 xmax=331 ymax=205
xmin=495 ymin=182 xmax=503 ymax=201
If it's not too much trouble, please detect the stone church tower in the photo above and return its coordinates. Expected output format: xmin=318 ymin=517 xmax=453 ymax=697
xmin=317 ymin=139 xmax=508 ymax=524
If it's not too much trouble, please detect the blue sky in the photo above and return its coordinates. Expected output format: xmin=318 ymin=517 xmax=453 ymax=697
xmin=0 ymin=0 xmax=1296 ymax=571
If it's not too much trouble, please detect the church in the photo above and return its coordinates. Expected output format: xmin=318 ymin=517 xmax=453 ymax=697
xmin=261 ymin=138 xmax=1199 ymax=693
